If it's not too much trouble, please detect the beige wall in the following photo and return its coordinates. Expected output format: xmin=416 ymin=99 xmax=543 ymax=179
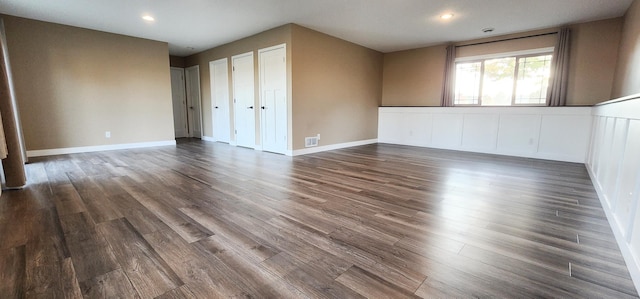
xmin=612 ymin=0 xmax=640 ymax=98
xmin=184 ymin=25 xmax=292 ymax=143
xmin=169 ymin=55 xmax=186 ymax=68
xmin=3 ymin=15 xmax=174 ymax=151
xmin=382 ymin=45 xmax=446 ymax=106
xmin=291 ymin=25 xmax=382 ymax=149
xmin=185 ymin=24 xmax=382 ymax=151
xmin=382 ymin=18 xmax=623 ymax=106
xmin=568 ymin=18 xmax=623 ymax=105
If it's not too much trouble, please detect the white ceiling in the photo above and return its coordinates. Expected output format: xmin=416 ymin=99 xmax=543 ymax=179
xmin=0 ymin=0 xmax=633 ymax=56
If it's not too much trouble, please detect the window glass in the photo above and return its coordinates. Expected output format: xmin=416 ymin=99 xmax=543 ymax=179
xmin=482 ymin=57 xmax=515 ymax=106
xmin=454 ymin=62 xmax=481 ymax=105
xmin=453 ymin=51 xmax=553 ymax=106
xmin=515 ymin=54 xmax=552 ymax=105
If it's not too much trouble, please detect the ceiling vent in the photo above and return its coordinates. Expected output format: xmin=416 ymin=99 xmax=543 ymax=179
xmin=305 ymin=136 xmax=319 ymax=147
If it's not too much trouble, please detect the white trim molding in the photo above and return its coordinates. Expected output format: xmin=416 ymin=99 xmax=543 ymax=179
xmin=290 ymin=139 xmax=378 ymax=156
xmin=201 ymin=136 xmax=215 ymax=142
xmin=26 ymin=140 xmax=177 ymax=157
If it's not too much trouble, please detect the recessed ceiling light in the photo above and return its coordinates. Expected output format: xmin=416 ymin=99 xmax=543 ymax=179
xmin=441 ymin=13 xmax=454 ymax=20
xmin=142 ymin=15 xmax=155 ymax=22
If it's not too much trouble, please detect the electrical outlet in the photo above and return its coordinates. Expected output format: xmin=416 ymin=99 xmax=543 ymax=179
xmin=105 ymin=131 xmax=111 ymax=138
xmin=317 ymin=134 xmax=321 ymax=140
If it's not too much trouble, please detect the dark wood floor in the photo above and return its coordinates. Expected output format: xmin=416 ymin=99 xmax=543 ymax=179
xmin=0 ymin=139 xmax=637 ymax=298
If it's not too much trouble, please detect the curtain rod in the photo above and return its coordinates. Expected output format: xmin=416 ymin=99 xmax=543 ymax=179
xmin=456 ymin=31 xmax=558 ymax=48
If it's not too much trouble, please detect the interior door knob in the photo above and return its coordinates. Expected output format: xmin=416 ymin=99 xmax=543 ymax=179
xmin=261 ymin=106 xmax=266 ymax=109
xmin=214 ymin=106 xmax=219 ymax=109
xmin=248 ymin=106 xmax=254 ymax=109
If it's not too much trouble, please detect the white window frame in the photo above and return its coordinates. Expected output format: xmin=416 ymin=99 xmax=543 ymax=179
xmin=453 ymin=47 xmax=554 ymax=107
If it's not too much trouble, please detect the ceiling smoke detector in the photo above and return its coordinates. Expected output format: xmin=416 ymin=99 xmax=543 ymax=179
xmin=482 ymin=27 xmax=495 ymax=33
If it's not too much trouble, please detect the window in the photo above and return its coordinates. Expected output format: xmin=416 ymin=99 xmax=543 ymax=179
xmin=453 ymin=50 xmax=553 ymax=106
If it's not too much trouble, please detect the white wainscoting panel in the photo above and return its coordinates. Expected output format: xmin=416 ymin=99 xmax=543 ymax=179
xmin=462 ymin=114 xmax=499 ymax=151
xmin=586 ymin=94 xmax=640 ymax=293
xmin=496 ymin=114 xmax=541 ymax=155
xmin=378 ymin=107 xmax=592 ymax=163
xmin=615 ymin=121 xmax=640 ymax=233
xmin=432 ymin=114 xmax=463 ymax=148
xmin=378 ymin=112 xmax=406 ymax=145
xmin=406 ymin=112 xmax=433 ymax=146
xmin=538 ymin=114 xmax=593 ymax=162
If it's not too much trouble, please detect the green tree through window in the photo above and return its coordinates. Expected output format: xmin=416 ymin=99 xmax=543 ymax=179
xmin=454 ymin=52 xmax=553 ymax=106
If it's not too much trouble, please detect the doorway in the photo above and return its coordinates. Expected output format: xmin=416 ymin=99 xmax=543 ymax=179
xmin=185 ymin=65 xmax=202 ymax=138
xmin=170 ymin=67 xmax=188 ymax=138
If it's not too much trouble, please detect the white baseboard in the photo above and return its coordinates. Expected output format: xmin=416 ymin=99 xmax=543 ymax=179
xmin=26 ymin=140 xmax=177 ymax=157
xmin=202 ymin=136 xmax=235 ymax=146
xmin=290 ymin=139 xmax=378 ymax=156
xmin=586 ymin=165 xmax=640 ymax=294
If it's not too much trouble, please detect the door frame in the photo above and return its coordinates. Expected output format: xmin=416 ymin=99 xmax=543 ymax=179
xmin=258 ymin=43 xmax=288 ymax=154
xmin=185 ymin=65 xmax=203 ymax=138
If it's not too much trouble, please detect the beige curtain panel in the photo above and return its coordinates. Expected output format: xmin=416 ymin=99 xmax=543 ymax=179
xmin=547 ymin=27 xmax=571 ymax=106
xmin=440 ymin=44 xmax=456 ymax=107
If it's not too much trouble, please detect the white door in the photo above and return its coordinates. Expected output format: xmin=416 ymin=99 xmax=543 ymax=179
xmin=232 ymin=52 xmax=256 ymax=148
xmin=209 ymin=58 xmax=231 ymax=143
xmin=259 ymin=44 xmax=288 ymax=154
xmin=170 ymin=67 xmax=188 ymax=138
xmin=185 ymin=65 xmax=202 ymax=138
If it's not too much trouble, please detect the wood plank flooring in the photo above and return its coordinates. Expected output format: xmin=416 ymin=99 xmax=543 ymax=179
xmin=0 ymin=139 xmax=637 ymax=298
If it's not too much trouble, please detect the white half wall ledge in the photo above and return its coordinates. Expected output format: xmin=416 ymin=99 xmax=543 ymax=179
xmin=378 ymin=106 xmax=592 ymax=163
xmin=290 ymin=139 xmax=378 ymax=156
xmin=26 ymin=140 xmax=177 ymax=157
xmin=588 ymin=94 xmax=640 ymax=294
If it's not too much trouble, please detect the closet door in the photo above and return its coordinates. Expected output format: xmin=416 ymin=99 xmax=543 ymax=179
xmin=232 ymin=52 xmax=255 ymax=148
xmin=259 ymin=44 xmax=287 ymax=154
xmin=209 ymin=58 xmax=230 ymax=143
